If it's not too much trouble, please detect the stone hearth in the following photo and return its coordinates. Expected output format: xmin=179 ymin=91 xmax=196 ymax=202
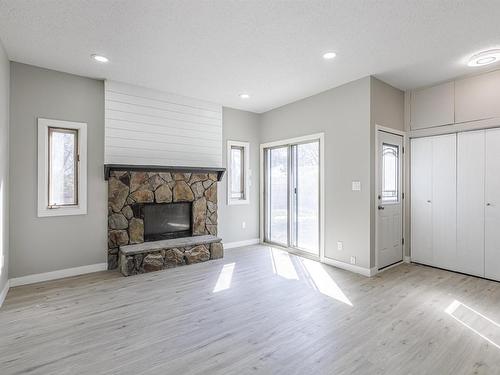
xmin=107 ymin=170 xmax=219 ymax=270
xmin=119 ymin=235 xmax=223 ymax=276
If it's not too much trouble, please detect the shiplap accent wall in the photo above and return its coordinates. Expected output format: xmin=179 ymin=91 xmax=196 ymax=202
xmin=105 ymin=80 xmax=222 ymax=167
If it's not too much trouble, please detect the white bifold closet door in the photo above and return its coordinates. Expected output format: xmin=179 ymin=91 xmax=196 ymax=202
xmin=411 ymin=134 xmax=456 ymax=269
xmin=431 ymin=135 xmax=457 ymax=270
xmin=457 ymin=131 xmax=485 ymax=277
xmin=410 ymin=137 xmax=432 ymax=265
xmin=412 ymin=128 xmax=500 ymax=281
xmin=485 ymin=128 xmax=500 ymax=280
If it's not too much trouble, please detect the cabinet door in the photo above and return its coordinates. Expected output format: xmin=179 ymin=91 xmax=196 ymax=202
xmin=455 ymin=70 xmax=500 ymax=123
xmin=410 ymin=82 xmax=455 ymax=130
xmin=485 ymin=128 xmax=500 ymax=281
xmin=411 ymin=137 xmax=433 ymax=264
xmin=457 ymin=130 xmax=485 ymax=277
xmin=431 ymin=134 xmax=457 ymax=270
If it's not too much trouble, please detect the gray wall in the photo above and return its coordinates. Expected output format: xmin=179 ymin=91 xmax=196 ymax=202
xmin=9 ymin=63 xmax=107 ymax=278
xmin=0 ymin=41 xmax=9 ymax=292
xmin=260 ymin=77 xmax=372 ymax=269
xmin=370 ymin=77 xmax=405 ymax=132
xmin=218 ymin=107 xmax=260 ymax=243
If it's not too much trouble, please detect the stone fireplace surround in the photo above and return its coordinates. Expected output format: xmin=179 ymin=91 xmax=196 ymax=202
xmin=107 ymin=168 xmax=222 ymax=272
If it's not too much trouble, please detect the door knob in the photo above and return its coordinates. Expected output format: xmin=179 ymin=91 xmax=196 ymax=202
xmin=486 ymin=202 xmax=492 ymax=206
xmin=378 ymin=205 xmax=385 ymax=210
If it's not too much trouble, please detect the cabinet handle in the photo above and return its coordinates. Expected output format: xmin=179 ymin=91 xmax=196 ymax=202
xmin=427 ymin=200 xmax=431 ymax=203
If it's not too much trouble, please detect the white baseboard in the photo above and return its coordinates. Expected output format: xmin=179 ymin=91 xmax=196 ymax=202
xmin=9 ymin=263 xmax=108 ymax=287
xmin=0 ymin=280 xmax=10 ymax=308
xmin=368 ymin=266 xmax=379 ymax=277
xmin=224 ymin=238 xmax=260 ymax=249
xmin=321 ymin=257 xmax=374 ymax=277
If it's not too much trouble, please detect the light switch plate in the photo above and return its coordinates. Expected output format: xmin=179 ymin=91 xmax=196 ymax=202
xmin=350 ymin=256 xmax=356 ymax=265
xmin=352 ymin=181 xmax=361 ymax=191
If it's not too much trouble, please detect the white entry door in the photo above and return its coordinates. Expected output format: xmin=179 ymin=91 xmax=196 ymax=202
xmin=377 ymin=131 xmax=403 ymax=269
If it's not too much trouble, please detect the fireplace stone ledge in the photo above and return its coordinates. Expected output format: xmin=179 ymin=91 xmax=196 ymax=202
xmin=121 ymin=235 xmax=222 ymax=255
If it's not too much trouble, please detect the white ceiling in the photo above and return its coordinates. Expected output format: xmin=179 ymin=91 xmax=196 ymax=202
xmin=1 ymin=1 xmax=500 ymax=113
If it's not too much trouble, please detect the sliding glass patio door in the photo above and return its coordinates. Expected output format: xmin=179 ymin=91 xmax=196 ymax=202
xmin=264 ymin=140 xmax=320 ymax=256
xmin=265 ymin=146 xmax=289 ymax=246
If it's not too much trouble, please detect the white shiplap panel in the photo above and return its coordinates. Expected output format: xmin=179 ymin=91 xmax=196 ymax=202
xmin=106 ymin=91 xmax=222 ymax=120
xmin=106 ymin=80 xmax=221 ymax=112
xmin=105 ymin=128 xmax=221 ymax=148
xmin=105 ymin=138 xmax=222 ymax=155
xmin=105 ymin=80 xmax=222 ymax=167
xmin=105 ymin=109 xmax=221 ymax=133
xmin=105 ymin=121 xmax=221 ymax=141
xmin=106 ymin=102 xmax=221 ymax=127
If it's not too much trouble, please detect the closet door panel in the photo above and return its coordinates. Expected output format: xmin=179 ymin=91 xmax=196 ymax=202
xmin=411 ymin=137 xmax=433 ymax=265
xmin=431 ymin=134 xmax=457 ymax=270
xmin=485 ymin=128 xmax=500 ymax=281
xmin=457 ymin=130 xmax=485 ymax=277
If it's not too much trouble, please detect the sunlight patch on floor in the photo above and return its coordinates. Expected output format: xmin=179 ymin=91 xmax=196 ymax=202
xmin=212 ymin=263 xmax=235 ymax=293
xmin=270 ymin=248 xmax=299 ymax=280
xmin=445 ymin=299 xmax=500 ymax=350
xmin=299 ymin=257 xmax=353 ymax=306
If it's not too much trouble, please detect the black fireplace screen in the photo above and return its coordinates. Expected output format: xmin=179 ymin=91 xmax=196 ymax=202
xmin=143 ymin=202 xmax=192 ymax=241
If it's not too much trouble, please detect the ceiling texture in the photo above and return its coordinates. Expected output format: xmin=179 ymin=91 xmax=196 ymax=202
xmin=0 ymin=0 xmax=499 ymax=113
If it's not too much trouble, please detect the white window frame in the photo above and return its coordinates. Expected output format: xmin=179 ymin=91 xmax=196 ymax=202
xmin=37 ymin=118 xmax=87 ymax=217
xmin=227 ymin=140 xmax=250 ymax=205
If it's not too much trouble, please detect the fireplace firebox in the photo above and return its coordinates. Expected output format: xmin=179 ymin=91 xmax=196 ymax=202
xmin=133 ymin=202 xmax=192 ymax=241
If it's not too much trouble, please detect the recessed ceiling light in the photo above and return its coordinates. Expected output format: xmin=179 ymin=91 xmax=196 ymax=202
xmin=239 ymin=93 xmax=250 ymax=99
xmin=468 ymin=49 xmax=500 ymax=67
xmin=91 ymin=54 xmax=109 ymax=63
xmin=322 ymin=52 xmax=337 ymax=60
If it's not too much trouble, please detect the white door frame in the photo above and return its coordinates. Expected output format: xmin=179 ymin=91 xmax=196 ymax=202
xmin=260 ymin=132 xmax=325 ymax=261
xmin=375 ymin=125 xmax=407 ymax=272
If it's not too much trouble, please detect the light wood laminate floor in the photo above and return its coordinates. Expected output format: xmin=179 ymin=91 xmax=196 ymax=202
xmin=1 ymin=245 xmax=500 ymax=375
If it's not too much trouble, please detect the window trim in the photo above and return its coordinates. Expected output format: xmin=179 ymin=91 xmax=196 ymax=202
xmin=37 ymin=118 xmax=87 ymax=217
xmin=227 ymin=140 xmax=250 ymax=206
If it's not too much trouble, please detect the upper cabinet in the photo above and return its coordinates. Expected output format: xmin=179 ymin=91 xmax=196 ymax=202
xmin=455 ymin=70 xmax=500 ymax=123
xmin=408 ymin=69 xmax=500 ymax=130
xmin=409 ymin=82 xmax=455 ymax=130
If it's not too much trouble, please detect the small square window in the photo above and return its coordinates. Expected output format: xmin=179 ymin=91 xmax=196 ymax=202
xmin=227 ymin=141 xmax=250 ymax=205
xmin=38 ymin=118 xmax=87 ymax=217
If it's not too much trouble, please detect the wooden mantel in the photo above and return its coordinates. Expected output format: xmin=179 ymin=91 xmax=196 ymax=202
xmin=104 ymin=164 xmax=226 ymax=181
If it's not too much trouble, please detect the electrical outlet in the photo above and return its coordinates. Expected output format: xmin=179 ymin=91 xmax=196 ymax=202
xmin=350 ymin=256 xmax=356 ymax=265
xmin=337 ymin=241 xmax=343 ymax=251
xmin=242 ymin=221 xmax=246 ymax=229
xmin=352 ymin=181 xmax=361 ymax=191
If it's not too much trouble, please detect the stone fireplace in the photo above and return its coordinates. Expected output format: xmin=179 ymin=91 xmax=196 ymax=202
xmin=107 ymin=168 xmax=223 ymax=272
